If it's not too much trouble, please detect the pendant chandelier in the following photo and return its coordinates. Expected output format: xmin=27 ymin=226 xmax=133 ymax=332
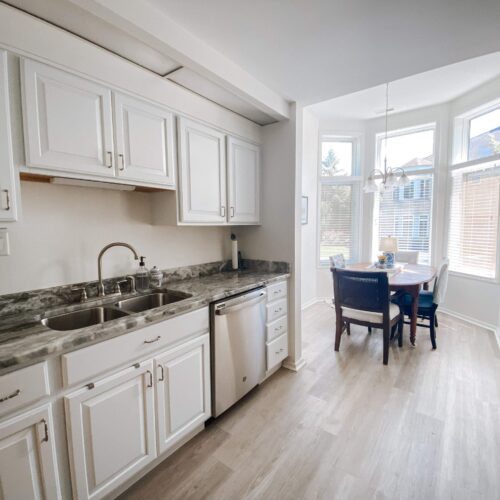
xmin=363 ymin=83 xmax=410 ymax=193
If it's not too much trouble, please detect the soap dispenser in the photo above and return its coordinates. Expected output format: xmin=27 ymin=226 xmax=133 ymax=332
xmin=136 ymin=256 xmax=150 ymax=292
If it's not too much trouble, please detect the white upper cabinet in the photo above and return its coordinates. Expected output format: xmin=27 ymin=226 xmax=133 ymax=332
xmin=113 ymin=93 xmax=175 ymax=187
xmin=0 ymin=405 xmax=61 ymax=500
xmin=155 ymin=334 xmax=211 ymax=454
xmin=177 ymin=117 xmax=227 ymax=223
xmin=21 ymin=59 xmax=115 ymax=178
xmin=65 ymin=362 xmax=156 ymax=500
xmin=227 ymin=137 xmax=260 ymax=224
xmin=0 ymin=51 xmax=17 ymax=221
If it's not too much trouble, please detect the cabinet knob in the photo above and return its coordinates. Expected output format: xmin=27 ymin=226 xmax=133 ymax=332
xmin=0 ymin=388 xmax=20 ymax=403
xmin=106 ymin=151 xmax=113 ymax=168
xmin=118 ymin=153 xmax=125 ymax=171
xmin=41 ymin=418 xmax=49 ymax=443
xmin=1 ymin=189 xmax=10 ymax=211
xmin=144 ymin=335 xmax=161 ymax=344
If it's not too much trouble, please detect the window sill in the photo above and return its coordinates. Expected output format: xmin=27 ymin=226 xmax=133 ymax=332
xmin=448 ymin=270 xmax=499 ymax=285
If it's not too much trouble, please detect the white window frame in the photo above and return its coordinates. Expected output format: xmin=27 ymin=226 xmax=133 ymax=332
xmin=372 ymin=123 xmax=436 ymax=264
xmin=446 ymin=100 xmax=500 ymax=283
xmin=317 ymin=135 xmax=362 ymax=268
xmin=445 ymin=159 xmax=500 ymax=283
xmin=452 ymin=98 xmax=500 ymax=165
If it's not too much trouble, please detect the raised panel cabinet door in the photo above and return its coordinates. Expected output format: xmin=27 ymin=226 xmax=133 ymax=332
xmin=155 ymin=334 xmax=211 ymax=454
xmin=21 ymin=59 xmax=115 ymax=177
xmin=0 ymin=404 xmax=61 ymax=500
xmin=177 ymin=117 xmax=227 ymax=223
xmin=65 ymin=362 xmax=156 ymax=500
xmin=0 ymin=50 xmax=17 ymax=221
xmin=113 ymin=93 xmax=175 ymax=187
xmin=227 ymin=137 xmax=260 ymax=224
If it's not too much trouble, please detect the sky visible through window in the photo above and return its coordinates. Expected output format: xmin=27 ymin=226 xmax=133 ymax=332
xmin=321 ymin=141 xmax=353 ymax=176
xmin=469 ymin=107 xmax=500 ymax=138
xmin=379 ymin=129 xmax=434 ymax=170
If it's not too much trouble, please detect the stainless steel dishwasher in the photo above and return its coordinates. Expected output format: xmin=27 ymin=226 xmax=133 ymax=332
xmin=211 ymin=287 xmax=267 ymax=417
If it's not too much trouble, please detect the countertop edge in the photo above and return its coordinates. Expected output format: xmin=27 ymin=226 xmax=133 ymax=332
xmin=0 ymin=273 xmax=290 ymax=376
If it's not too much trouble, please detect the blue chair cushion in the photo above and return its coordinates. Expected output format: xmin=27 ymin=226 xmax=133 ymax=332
xmin=394 ymin=290 xmax=435 ymax=309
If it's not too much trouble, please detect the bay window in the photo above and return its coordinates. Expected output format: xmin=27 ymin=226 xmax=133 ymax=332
xmin=372 ymin=125 xmax=435 ymax=264
xmin=318 ymin=137 xmax=360 ymax=265
xmin=448 ymin=101 xmax=500 ymax=280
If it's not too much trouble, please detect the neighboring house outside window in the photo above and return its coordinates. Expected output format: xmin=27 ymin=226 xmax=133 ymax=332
xmin=373 ymin=125 xmax=435 ymax=264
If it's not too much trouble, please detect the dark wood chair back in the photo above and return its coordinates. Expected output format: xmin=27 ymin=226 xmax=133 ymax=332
xmin=331 ymin=268 xmax=390 ymax=315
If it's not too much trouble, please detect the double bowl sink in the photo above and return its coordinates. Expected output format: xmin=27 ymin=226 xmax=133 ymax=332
xmin=42 ymin=290 xmax=192 ymax=331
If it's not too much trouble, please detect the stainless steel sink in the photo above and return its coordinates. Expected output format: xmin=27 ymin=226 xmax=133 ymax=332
xmin=116 ymin=291 xmax=191 ymax=313
xmin=42 ymin=307 xmax=129 ymax=331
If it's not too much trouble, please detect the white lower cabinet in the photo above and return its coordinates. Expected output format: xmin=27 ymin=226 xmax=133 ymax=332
xmin=65 ymin=361 xmax=156 ymax=500
xmin=65 ymin=328 xmax=211 ymax=500
xmin=0 ymin=404 xmax=60 ymax=500
xmin=155 ymin=334 xmax=211 ymax=454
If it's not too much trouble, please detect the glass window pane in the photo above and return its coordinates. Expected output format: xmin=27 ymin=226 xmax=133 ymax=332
xmin=468 ymin=107 xmax=500 ymax=161
xmin=319 ymin=184 xmax=354 ymax=263
xmin=321 ymin=141 xmax=353 ymax=176
xmin=373 ymin=174 xmax=433 ymax=265
xmin=379 ymin=129 xmax=434 ymax=172
xmin=448 ymin=164 xmax=500 ymax=278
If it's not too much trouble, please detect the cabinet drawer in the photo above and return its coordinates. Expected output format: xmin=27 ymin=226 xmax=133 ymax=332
xmin=266 ymin=315 xmax=288 ymax=342
xmin=266 ymin=281 xmax=287 ymax=302
xmin=266 ymin=298 xmax=287 ymax=323
xmin=266 ymin=333 xmax=288 ymax=370
xmin=62 ymin=307 xmax=209 ymax=387
xmin=0 ymin=362 xmax=49 ymax=417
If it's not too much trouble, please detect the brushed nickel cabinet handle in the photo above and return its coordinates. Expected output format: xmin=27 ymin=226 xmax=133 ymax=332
xmin=158 ymin=365 xmax=165 ymax=382
xmin=118 ymin=154 xmax=125 ymax=171
xmin=230 ymin=206 xmax=235 ymax=218
xmin=221 ymin=206 xmax=226 ymax=218
xmin=41 ymin=418 xmax=49 ymax=442
xmin=106 ymin=151 xmax=113 ymax=168
xmin=146 ymin=370 xmax=153 ymax=388
xmin=1 ymin=189 xmax=10 ymax=211
xmin=144 ymin=335 xmax=161 ymax=344
xmin=0 ymin=388 xmax=21 ymax=403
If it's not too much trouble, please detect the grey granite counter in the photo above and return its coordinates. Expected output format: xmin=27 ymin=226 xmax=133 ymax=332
xmin=0 ymin=264 xmax=289 ymax=375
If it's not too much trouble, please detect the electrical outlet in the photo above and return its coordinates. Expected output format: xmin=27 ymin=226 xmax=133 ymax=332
xmin=0 ymin=228 xmax=10 ymax=256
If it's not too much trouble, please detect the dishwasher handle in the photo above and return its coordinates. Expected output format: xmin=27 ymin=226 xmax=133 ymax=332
xmin=215 ymin=291 xmax=267 ymax=316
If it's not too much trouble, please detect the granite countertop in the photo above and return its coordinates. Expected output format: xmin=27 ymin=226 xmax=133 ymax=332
xmin=0 ymin=270 xmax=289 ymax=375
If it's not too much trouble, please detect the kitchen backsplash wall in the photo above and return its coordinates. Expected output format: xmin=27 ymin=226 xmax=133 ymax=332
xmin=0 ymin=181 xmax=232 ymax=295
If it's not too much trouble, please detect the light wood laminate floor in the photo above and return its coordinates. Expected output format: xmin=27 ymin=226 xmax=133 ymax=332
xmin=120 ymin=303 xmax=500 ymax=500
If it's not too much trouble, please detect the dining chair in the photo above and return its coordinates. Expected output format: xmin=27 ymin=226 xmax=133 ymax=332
xmin=398 ymin=258 xmax=449 ymax=349
xmin=395 ymin=251 xmax=419 ymax=264
xmin=331 ymin=268 xmax=403 ymax=365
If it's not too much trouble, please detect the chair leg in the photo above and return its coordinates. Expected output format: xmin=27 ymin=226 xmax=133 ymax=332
xmin=383 ymin=326 xmax=390 ymax=365
xmin=335 ymin=318 xmax=343 ymax=352
xmin=346 ymin=322 xmax=351 ymax=336
xmin=398 ymin=318 xmax=403 ymax=347
xmin=390 ymin=323 xmax=396 ymax=340
xmin=430 ymin=312 xmax=437 ymax=350
xmin=368 ymin=326 xmax=372 ymax=334
xmin=434 ymin=314 xmax=438 ymax=327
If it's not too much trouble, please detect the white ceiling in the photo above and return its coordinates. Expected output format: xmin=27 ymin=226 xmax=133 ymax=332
xmin=149 ymin=0 xmax=500 ymax=105
xmin=308 ymin=52 xmax=500 ymax=121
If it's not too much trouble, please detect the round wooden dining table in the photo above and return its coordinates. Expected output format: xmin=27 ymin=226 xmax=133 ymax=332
xmin=346 ymin=263 xmax=437 ymax=345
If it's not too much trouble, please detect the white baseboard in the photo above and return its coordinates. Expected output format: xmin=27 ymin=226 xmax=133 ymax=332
xmin=439 ymin=306 xmax=496 ymax=334
xmin=283 ymin=357 xmax=307 ymax=372
xmin=301 ymin=296 xmax=331 ymax=310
